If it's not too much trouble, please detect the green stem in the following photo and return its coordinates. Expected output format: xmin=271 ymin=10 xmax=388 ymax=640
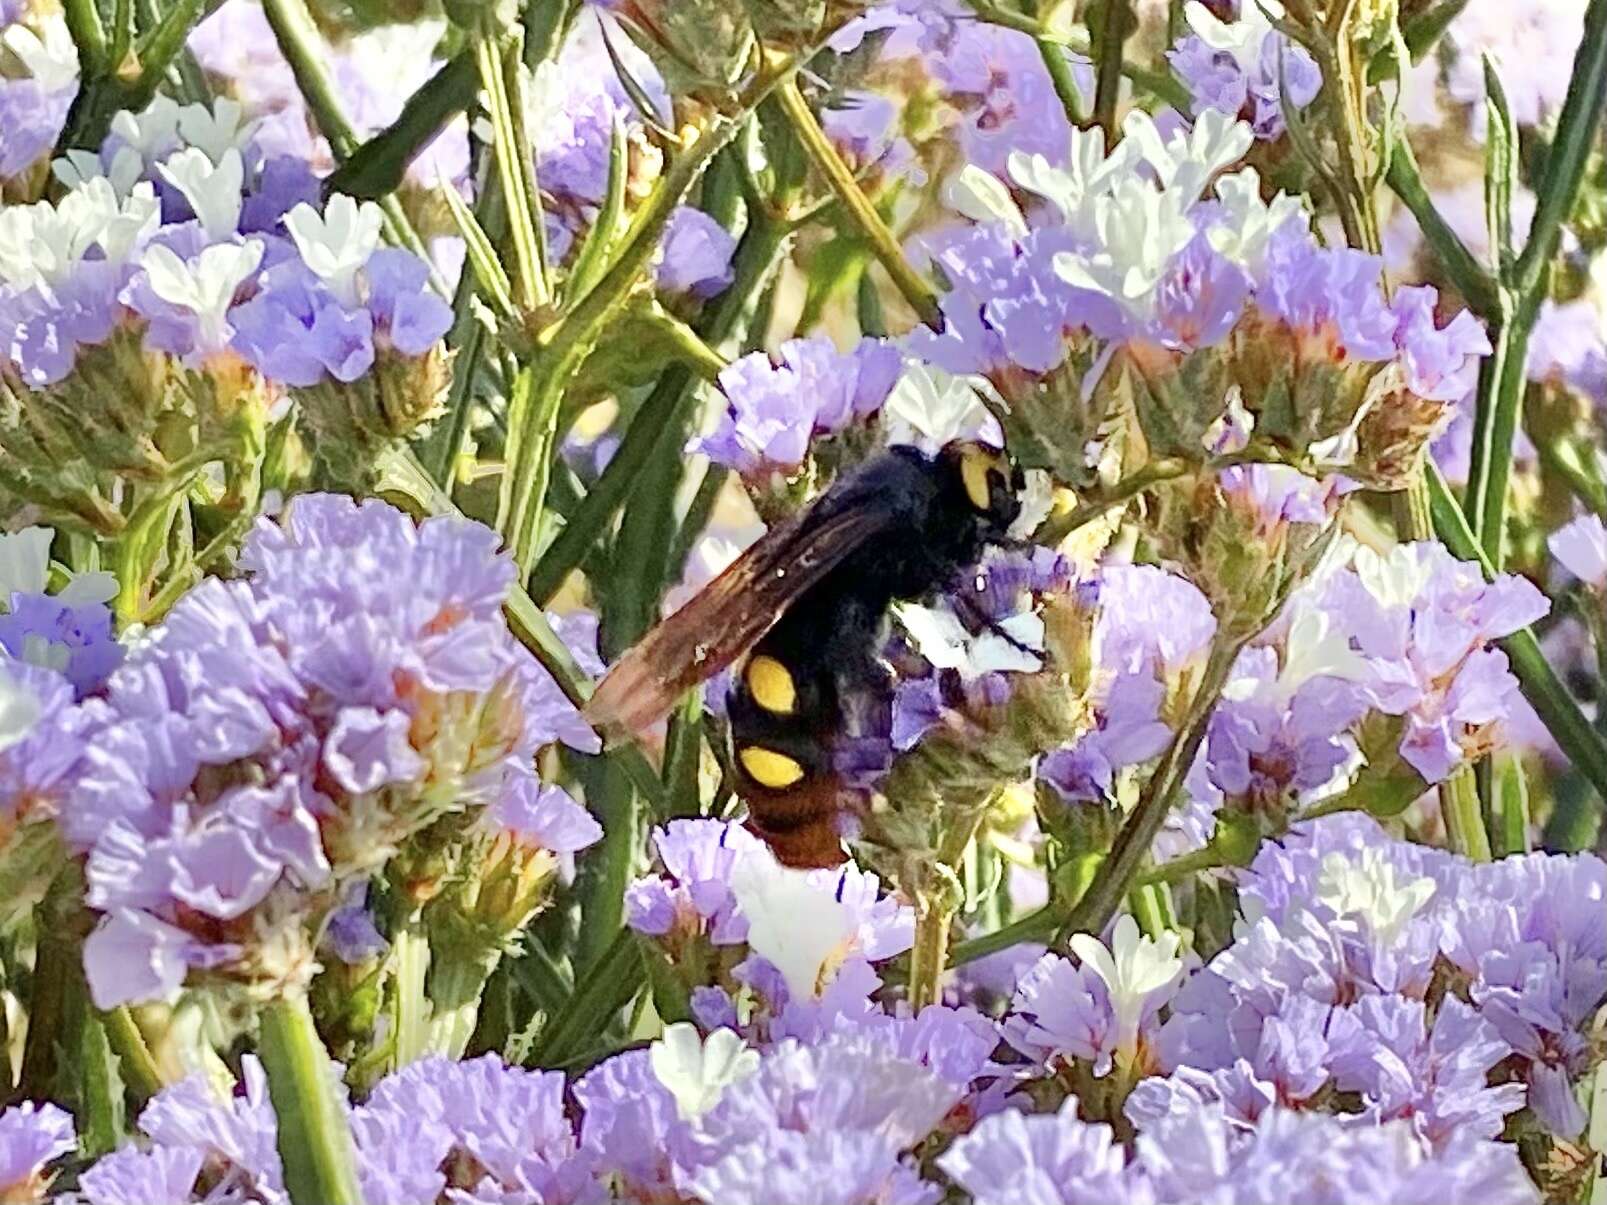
xmin=259 ymin=994 xmax=366 ymax=1205
xmin=638 ymin=303 xmax=731 ymax=381
xmin=1384 ymin=137 xmax=1501 ymax=319
xmin=1440 ymin=763 xmax=1493 ymax=861
xmin=1427 ymin=463 xmax=1607 ymax=808
xmin=389 ymin=921 xmax=432 ymax=1070
xmin=63 ymin=0 xmax=108 ymax=75
xmin=323 ymin=52 xmax=477 ymax=200
xmin=909 ymin=801 xmax=991 ymax=1009
xmin=527 ymin=928 xmax=644 ymax=1067
xmin=1059 ymin=638 xmax=1241 ymax=943
xmin=523 ymin=215 xmax=790 ymax=603
xmin=1093 ymin=0 xmax=1132 ymax=142
xmin=476 ymin=31 xmax=547 ymax=312
xmin=104 ymin=1005 xmax=165 ymax=1101
xmin=1513 ymin=0 xmax=1607 ymax=298
xmin=775 ymin=79 xmax=943 ymax=330
xmin=949 ymin=903 xmax=1063 ymax=968
xmin=427 ymin=946 xmax=504 ymax=1059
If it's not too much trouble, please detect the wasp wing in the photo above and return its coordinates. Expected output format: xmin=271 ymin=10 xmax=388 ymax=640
xmin=583 ymin=499 xmax=897 ymax=739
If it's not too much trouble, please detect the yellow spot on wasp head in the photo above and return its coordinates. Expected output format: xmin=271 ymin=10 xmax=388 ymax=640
xmin=739 ymin=746 xmax=805 ymax=789
xmin=746 ymin=655 xmax=797 ymax=714
xmin=960 ymin=446 xmax=1007 ymax=512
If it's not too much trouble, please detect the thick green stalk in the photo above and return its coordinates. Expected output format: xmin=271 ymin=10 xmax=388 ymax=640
xmin=427 ymin=945 xmax=504 ymax=1058
xmin=949 ymin=903 xmax=1063 ymax=968
xmin=323 ymin=52 xmax=477 ymax=200
xmin=1440 ymin=765 xmax=1493 ymax=861
xmin=259 ymin=994 xmax=366 ymax=1205
xmin=389 ymin=922 xmax=432 ymax=1070
xmin=1428 ymin=463 xmax=1607 ymax=807
xmin=774 ymin=79 xmax=943 ymax=330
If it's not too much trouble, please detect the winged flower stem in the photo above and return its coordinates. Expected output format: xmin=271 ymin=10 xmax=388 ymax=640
xmin=259 ymin=993 xmax=366 ymax=1205
xmin=1093 ymin=0 xmax=1132 ymax=142
xmin=774 ymin=79 xmax=944 ymax=331
xmin=909 ymin=798 xmax=994 ymax=1009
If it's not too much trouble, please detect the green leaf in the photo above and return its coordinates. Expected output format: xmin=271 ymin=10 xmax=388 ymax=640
xmin=439 ymin=167 xmax=520 ymax=321
xmin=76 ymin=1013 xmax=125 ymax=1157
xmin=323 ymin=52 xmax=477 ymax=200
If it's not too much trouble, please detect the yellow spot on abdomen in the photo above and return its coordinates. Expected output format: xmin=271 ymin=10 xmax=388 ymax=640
xmin=746 ymin=655 xmax=797 ymax=714
xmin=739 ymin=745 xmax=805 ymax=788
xmin=961 ymin=448 xmax=1002 ymax=511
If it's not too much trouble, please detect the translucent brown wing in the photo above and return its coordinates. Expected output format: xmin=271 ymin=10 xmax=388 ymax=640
xmin=583 ymin=501 xmax=896 ymax=739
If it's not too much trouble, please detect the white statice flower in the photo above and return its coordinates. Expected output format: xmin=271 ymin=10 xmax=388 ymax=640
xmin=730 ymin=856 xmax=861 ymax=1001
xmin=176 ymin=98 xmax=255 ymax=165
xmin=0 ymin=664 xmax=41 ymax=755
xmin=1008 ymin=123 xmax=1144 ymax=232
xmin=1264 ymin=598 xmax=1371 ymax=704
xmin=1183 ymin=0 xmax=1285 ymax=74
xmin=110 ymin=96 xmax=183 ymax=164
xmin=1350 ymin=542 xmax=1448 ymax=611
xmin=2 ymin=19 xmax=79 ymax=94
xmin=0 ymin=179 xmax=155 ymax=290
xmin=944 ymin=165 xmax=1027 ymax=238
xmin=1315 ymin=847 xmax=1437 ymax=947
xmin=0 ymin=525 xmax=116 ymax=675
xmin=52 ymin=146 xmax=146 ymax=198
xmin=881 ymin=361 xmax=1003 ymax=452
xmin=1121 ymin=107 xmax=1255 ymax=203
xmin=157 ymin=147 xmax=245 ymax=242
xmin=894 ymin=601 xmax=1044 ymax=678
xmin=1068 ymin=914 xmax=1184 ymax=1059
xmin=1207 ymin=166 xmax=1309 ymax=276
xmin=139 ymin=239 xmax=265 ymax=355
xmin=649 ymin=1023 xmax=760 ymax=1121
xmin=284 ymin=194 xmax=385 ymax=308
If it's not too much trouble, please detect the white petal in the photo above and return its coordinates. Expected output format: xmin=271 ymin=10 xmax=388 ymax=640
xmin=0 ymin=527 xmax=54 ymax=598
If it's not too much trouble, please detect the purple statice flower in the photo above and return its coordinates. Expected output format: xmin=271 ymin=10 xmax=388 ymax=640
xmin=323 ymin=884 xmax=388 ymax=964
xmin=488 ymin=778 xmax=602 ymax=854
xmin=362 ymin=247 xmax=451 ymax=355
xmin=1318 ymin=541 xmax=1549 ymax=782
xmin=355 ymin=1054 xmax=592 ymax=1202
xmin=0 ymin=654 xmax=91 ymax=842
xmin=133 ymin=1058 xmax=285 ymax=1200
xmin=689 ymin=338 xmax=902 ymax=475
xmin=1005 ymin=915 xmax=1185 ymax=1079
xmin=0 ymin=1101 xmax=75 ymax=1201
xmin=655 ymin=207 xmax=736 ymax=299
xmin=74 ymin=1146 xmax=206 ymax=1205
xmin=72 ymin=495 xmax=593 ymax=1007
xmin=908 ymin=222 xmax=1087 ymax=379
xmin=927 ymin=20 xmax=1076 ymax=176
xmin=0 ymin=20 xmax=77 ymax=181
xmin=1446 ymin=851 xmax=1607 ymax=1137
xmin=228 ymin=258 xmax=375 ymax=385
xmin=576 ymin=1047 xmax=698 ymax=1200
xmin=1549 ymin=513 xmax=1607 ymax=589
xmin=1168 ymin=1 xmax=1321 ymax=140
xmin=1253 ymin=223 xmax=1398 ymax=362
xmin=626 ymin=818 xmax=765 ymax=943
xmin=821 ymin=91 xmax=920 ymax=184
xmin=1136 ymin=1103 xmax=1540 ymax=1205
xmin=938 ymin=1100 xmax=1136 ymax=1205
xmin=122 ymin=237 xmax=266 ymax=367
xmin=1040 ymin=672 xmax=1173 ymax=804
xmin=1092 ymin=564 xmax=1217 ymax=677
xmin=1527 ymin=298 xmax=1607 ymax=401
xmin=1325 ymin=994 xmax=1525 ymax=1146
xmin=0 ymin=582 xmax=122 ymax=698
xmin=1148 ymin=232 xmax=1252 ymax=350
xmin=684 ymin=1031 xmax=957 ymax=1205
xmin=1389 ymin=286 xmax=1491 ymax=403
